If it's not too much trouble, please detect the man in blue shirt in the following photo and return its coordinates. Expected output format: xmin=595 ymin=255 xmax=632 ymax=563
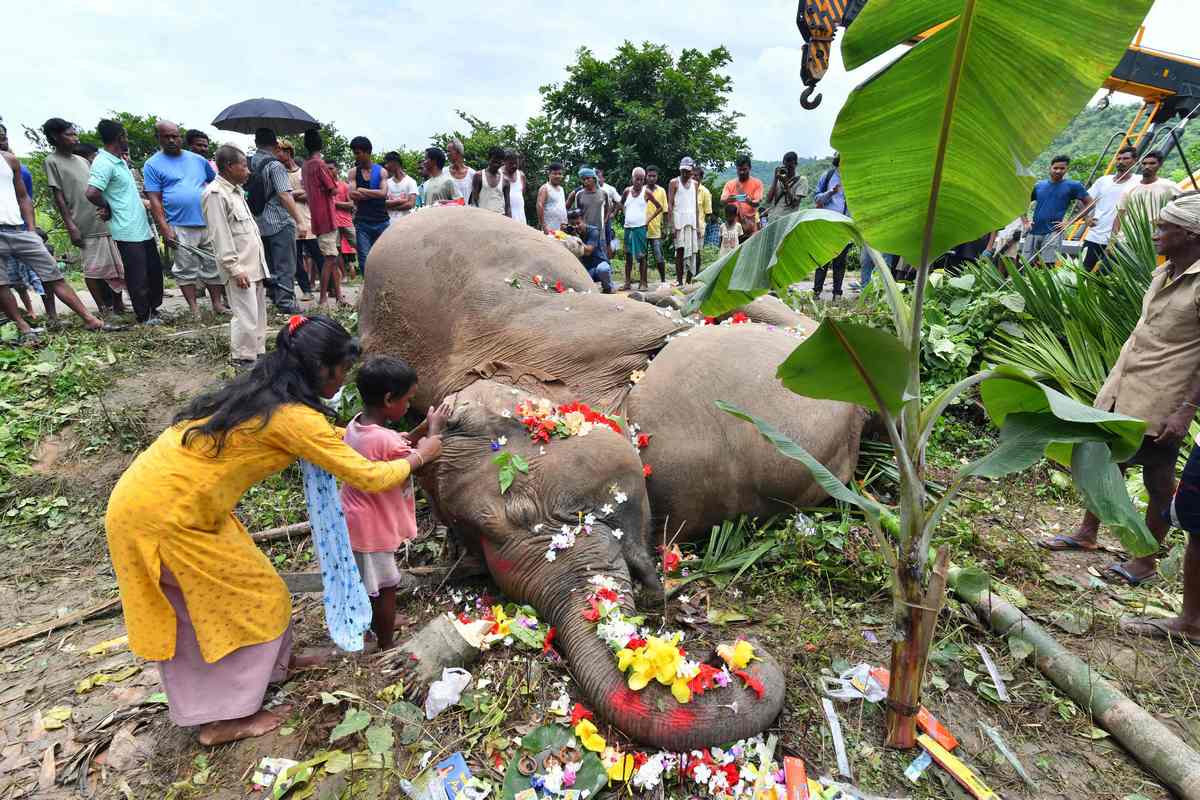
xmin=565 ymin=209 xmax=613 ymax=293
xmin=1022 ymin=155 xmax=1091 ymax=265
xmin=144 ymin=120 xmax=227 ymax=318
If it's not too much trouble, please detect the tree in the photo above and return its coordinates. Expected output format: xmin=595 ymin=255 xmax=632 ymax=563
xmin=539 ymin=42 xmax=748 ymax=183
xmin=690 ymin=0 xmax=1154 ymax=750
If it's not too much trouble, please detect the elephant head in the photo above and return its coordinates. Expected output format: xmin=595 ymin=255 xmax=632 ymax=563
xmin=421 ymin=380 xmax=786 ymax=750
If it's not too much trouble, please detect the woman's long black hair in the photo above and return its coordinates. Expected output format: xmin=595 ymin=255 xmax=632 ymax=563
xmin=174 ymin=315 xmax=361 ymax=453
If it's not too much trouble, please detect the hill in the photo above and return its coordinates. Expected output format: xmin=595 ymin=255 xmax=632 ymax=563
xmin=1035 ymin=101 xmax=1196 ymax=182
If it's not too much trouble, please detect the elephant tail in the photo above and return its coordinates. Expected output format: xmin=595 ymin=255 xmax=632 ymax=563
xmin=553 ymin=600 xmax=786 ymax=751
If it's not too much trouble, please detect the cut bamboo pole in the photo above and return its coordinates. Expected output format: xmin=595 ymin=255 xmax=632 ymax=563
xmin=0 ymin=598 xmax=122 ymax=651
xmin=949 ymin=566 xmax=1200 ymax=799
xmin=251 ymin=521 xmax=312 ymax=543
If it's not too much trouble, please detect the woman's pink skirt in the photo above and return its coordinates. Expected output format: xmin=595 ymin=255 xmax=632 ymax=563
xmin=157 ymin=566 xmax=292 ymax=727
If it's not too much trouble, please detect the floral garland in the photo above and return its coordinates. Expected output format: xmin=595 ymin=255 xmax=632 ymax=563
xmin=516 ymin=398 xmax=623 ymax=443
xmin=536 ymin=485 xmax=628 ymax=562
xmin=582 ymin=576 xmax=762 ymax=705
xmin=549 ymin=700 xmax=783 ymax=799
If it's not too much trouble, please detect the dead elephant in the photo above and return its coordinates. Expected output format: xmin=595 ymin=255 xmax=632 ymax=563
xmin=359 ymin=207 xmax=867 ymax=749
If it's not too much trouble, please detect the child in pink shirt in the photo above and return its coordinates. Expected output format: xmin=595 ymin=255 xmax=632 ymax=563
xmin=342 ymin=357 xmax=450 ymax=650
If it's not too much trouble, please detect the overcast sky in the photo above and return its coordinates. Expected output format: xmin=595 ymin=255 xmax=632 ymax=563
xmin=4 ymin=0 xmax=1192 ymax=162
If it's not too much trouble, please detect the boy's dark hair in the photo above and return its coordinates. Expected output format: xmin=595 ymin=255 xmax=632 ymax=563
xmin=1143 ymin=149 xmax=1166 ymax=163
xmin=646 ymin=165 xmax=659 ymax=174
xmin=185 ymin=129 xmax=208 ymax=145
xmin=424 ymin=147 xmax=446 ymax=168
xmin=42 ymin=117 xmax=72 ymax=143
xmin=1050 ymin=154 xmax=1071 ymax=166
xmin=548 ymin=162 xmax=563 ymax=172
xmin=255 ymin=127 xmax=278 ymax=147
xmin=724 ymin=203 xmax=739 ymax=216
xmin=1117 ymin=145 xmax=1138 ymax=157
xmin=488 ymin=145 xmax=505 ymax=161
xmin=96 ymin=119 xmax=125 ymax=145
xmin=384 ymin=151 xmax=402 ymax=165
xmin=736 ymin=155 xmax=752 ymax=168
xmin=357 ymin=357 xmax=418 ymax=407
xmin=303 ymin=128 xmax=323 ymax=153
xmin=350 ymin=135 xmax=372 ymax=153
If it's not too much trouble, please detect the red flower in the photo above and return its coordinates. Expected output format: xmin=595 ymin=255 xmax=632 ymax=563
xmin=582 ymin=598 xmax=601 ymax=622
xmin=625 ymin=636 xmax=647 ymax=650
xmin=662 ymin=548 xmax=680 ymax=574
xmin=688 ymin=663 xmax=721 ymax=696
xmin=643 ymin=464 xmax=653 ymax=478
xmin=457 ymin=613 xmax=472 ymax=625
xmin=733 ymin=669 xmax=765 ymax=699
xmin=596 ymin=587 xmax=618 ymax=603
xmin=542 ymin=626 xmax=557 ymax=655
xmin=731 ymin=311 xmax=750 ymax=324
xmin=704 ymin=316 xmax=716 ymax=325
xmin=632 ymin=752 xmax=649 ymax=769
xmin=636 ymin=433 xmax=650 ymax=449
xmin=720 ymin=763 xmax=741 ymax=786
xmin=532 ymin=275 xmax=542 ymax=286
xmin=555 ymin=280 xmax=566 ymax=294
xmin=570 ymin=704 xmax=594 ymax=726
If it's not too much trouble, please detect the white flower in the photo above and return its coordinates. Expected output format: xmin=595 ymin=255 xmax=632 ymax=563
xmin=584 ymin=513 xmax=597 ymax=527
xmin=612 ymin=529 xmax=624 ymax=539
xmin=561 ymin=524 xmax=573 ymax=536
xmin=679 ymin=595 xmax=690 ymax=604
xmin=501 ymin=410 xmax=512 ymax=418
xmin=498 ymin=436 xmax=508 ymax=446
xmin=533 ymin=524 xmax=544 ymax=533
xmin=539 ymin=446 xmax=547 ymax=455
xmin=545 ymin=550 xmax=557 ymax=562
xmin=613 ymin=491 xmax=628 ymax=504
xmin=600 ymin=504 xmax=614 ymax=516
xmin=549 ymin=692 xmax=570 ymax=716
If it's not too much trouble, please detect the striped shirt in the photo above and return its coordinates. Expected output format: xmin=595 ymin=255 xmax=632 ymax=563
xmin=249 ymin=151 xmax=295 ymax=237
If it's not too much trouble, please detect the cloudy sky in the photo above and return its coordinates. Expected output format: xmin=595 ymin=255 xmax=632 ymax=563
xmin=5 ymin=0 xmax=1192 ymax=161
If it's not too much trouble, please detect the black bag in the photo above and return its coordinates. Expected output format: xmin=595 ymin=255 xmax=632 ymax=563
xmin=246 ymin=154 xmax=278 ymax=216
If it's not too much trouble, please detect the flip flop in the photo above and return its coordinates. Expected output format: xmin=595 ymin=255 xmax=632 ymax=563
xmin=1039 ymin=534 xmax=1100 ymax=552
xmin=1103 ymin=563 xmax=1158 ymax=587
xmin=1120 ymin=616 xmax=1200 ymax=646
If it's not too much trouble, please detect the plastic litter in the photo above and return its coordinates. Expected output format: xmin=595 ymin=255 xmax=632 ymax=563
xmin=974 ymin=644 xmax=1009 ymax=701
xmin=979 ymin=721 xmax=1037 ymax=791
xmin=903 ymin=751 xmax=932 ymax=784
xmin=820 ymin=697 xmax=852 ymax=779
xmin=821 ymin=663 xmax=886 ymax=703
xmin=425 ymin=668 xmax=472 ymax=720
xmin=818 ymin=776 xmax=911 ymax=800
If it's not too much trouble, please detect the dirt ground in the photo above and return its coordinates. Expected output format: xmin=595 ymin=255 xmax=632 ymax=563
xmin=0 ymin=285 xmax=1196 ymax=800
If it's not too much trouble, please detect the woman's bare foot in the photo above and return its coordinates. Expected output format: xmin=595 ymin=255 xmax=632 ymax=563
xmin=196 ymin=705 xmax=292 ymax=746
xmin=289 ymin=647 xmax=336 ymax=672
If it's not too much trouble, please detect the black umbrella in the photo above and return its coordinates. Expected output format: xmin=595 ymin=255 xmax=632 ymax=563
xmin=211 ymin=98 xmax=319 ymax=134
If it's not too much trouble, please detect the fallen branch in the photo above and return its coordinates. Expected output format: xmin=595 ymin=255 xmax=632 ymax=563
xmin=251 ymin=521 xmax=312 ymax=543
xmin=949 ymin=566 xmax=1200 ymax=799
xmin=0 ymin=598 xmax=122 ymax=651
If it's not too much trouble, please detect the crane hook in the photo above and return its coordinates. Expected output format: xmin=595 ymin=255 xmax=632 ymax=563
xmin=800 ymin=84 xmax=823 ymax=110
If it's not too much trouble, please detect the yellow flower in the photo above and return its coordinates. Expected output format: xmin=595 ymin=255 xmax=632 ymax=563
xmin=607 ymin=753 xmax=636 ymax=782
xmin=617 ymin=648 xmax=637 ymax=672
xmin=574 ymin=719 xmax=607 ymax=753
xmin=671 ymin=678 xmax=692 ymax=704
xmin=717 ymin=640 xmax=757 ymax=670
xmin=490 ymin=605 xmax=511 ymax=637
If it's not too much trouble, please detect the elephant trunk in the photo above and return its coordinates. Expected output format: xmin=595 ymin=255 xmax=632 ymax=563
xmin=550 ymin=585 xmax=786 ymax=752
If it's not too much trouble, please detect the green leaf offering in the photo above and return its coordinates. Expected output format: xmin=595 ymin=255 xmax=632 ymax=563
xmin=329 ymin=708 xmax=372 ymax=743
xmin=502 ymin=725 xmax=607 ymax=800
xmin=493 ymin=452 xmax=530 ymax=495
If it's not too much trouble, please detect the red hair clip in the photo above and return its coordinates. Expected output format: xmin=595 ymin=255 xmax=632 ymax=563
xmin=288 ymin=314 xmax=307 ymax=334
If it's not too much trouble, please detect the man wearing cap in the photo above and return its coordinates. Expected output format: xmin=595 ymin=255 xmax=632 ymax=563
xmin=1044 ymin=193 xmax=1200 ymax=589
xmin=565 ymin=208 xmax=613 ymax=294
xmin=570 ymin=168 xmax=608 ymax=241
xmin=668 ymin=158 xmax=700 ymax=284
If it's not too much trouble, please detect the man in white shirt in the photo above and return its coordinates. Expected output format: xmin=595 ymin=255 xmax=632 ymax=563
xmin=1111 ymin=149 xmax=1183 ymax=242
xmin=1082 ymin=146 xmax=1136 ymax=271
xmin=383 ymin=152 xmax=417 ymax=223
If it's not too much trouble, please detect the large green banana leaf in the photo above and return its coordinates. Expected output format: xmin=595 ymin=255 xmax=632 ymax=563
xmin=833 ymin=0 xmax=1154 ymax=267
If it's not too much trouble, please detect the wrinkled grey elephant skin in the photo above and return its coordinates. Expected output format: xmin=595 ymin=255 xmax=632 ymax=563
xmin=358 ymin=207 xmax=865 ymax=749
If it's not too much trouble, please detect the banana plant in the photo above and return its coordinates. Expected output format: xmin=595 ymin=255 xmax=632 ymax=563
xmin=685 ymin=0 xmax=1154 ymax=749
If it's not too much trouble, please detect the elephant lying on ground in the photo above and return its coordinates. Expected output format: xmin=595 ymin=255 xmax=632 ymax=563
xmin=359 ymin=208 xmax=867 ymax=748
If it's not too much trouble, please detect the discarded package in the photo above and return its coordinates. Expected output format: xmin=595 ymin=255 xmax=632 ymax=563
xmin=903 ymin=751 xmax=933 ymax=784
xmin=402 ymin=752 xmax=475 ymax=800
xmin=918 ymin=734 xmax=995 ymax=800
xmin=425 ymin=668 xmax=473 ymax=720
xmin=821 ymin=663 xmax=886 ymax=703
xmin=817 ymin=776 xmax=912 ymax=800
xmin=820 ymin=698 xmax=852 ymax=779
xmin=251 ymin=756 xmax=304 ymax=798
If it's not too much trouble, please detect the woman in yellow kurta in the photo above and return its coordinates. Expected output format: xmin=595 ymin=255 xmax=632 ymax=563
xmin=105 ymin=315 xmax=443 ymax=745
